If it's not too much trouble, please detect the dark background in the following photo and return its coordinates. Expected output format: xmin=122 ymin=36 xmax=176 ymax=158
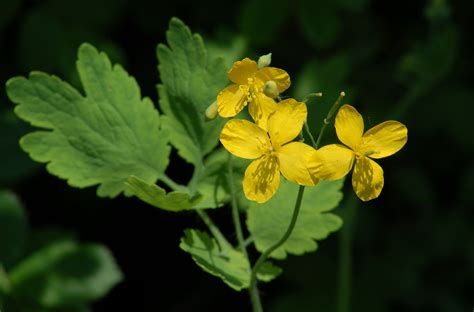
xmin=1 ymin=0 xmax=473 ymax=311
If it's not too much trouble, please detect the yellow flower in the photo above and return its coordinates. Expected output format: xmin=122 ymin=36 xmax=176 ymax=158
xmin=309 ymin=104 xmax=408 ymax=201
xmin=217 ymin=58 xmax=290 ymax=130
xmin=220 ymin=99 xmax=317 ymax=203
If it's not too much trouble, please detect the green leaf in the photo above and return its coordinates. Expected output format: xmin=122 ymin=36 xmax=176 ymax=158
xmin=194 ymin=149 xmax=247 ymax=209
xmin=247 ymin=179 xmax=344 ymax=259
xmin=0 ymin=190 xmax=28 ymax=269
xmin=206 ymin=33 xmax=247 ymax=69
xmin=125 ymin=175 xmax=202 ymax=211
xmin=180 ymin=229 xmax=281 ymax=290
xmin=9 ymin=241 xmax=122 ymax=308
xmin=180 ymin=229 xmax=249 ymax=291
xmin=157 ymin=18 xmax=228 ymax=167
xmin=7 ymin=43 xmax=170 ymax=198
xmin=256 ymin=261 xmax=283 ymax=282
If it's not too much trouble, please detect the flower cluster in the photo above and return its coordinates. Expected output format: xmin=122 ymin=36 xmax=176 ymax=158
xmin=217 ymin=57 xmax=407 ymax=203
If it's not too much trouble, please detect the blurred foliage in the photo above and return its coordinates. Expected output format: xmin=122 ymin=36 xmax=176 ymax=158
xmin=0 ymin=0 xmax=473 ymax=310
xmin=0 ymin=191 xmax=122 ymax=311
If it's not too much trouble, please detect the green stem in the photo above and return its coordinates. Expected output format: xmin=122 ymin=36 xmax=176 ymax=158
xmin=158 ymin=173 xmax=187 ymax=192
xmin=337 ymin=195 xmax=358 ymax=312
xmin=249 ymin=185 xmax=306 ymax=312
xmin=304 ymin=122 xmax=318 ymax=147
xmin=303 ymin=92 xmax=323 ymax=103
xmin=315 ymin=91 xmax=346 ymax=148
xmin=196 ymin=210 xmax=232 ymax=251
xmin=227 ymin=154 xmax=249 ymax=258
xmin=228 ymin=154 xmax=259 ymax=308
xmin=244 ymin=236 xmax=254 ymax=248
xmin=159 ymin=169 xmax=231 ymax=250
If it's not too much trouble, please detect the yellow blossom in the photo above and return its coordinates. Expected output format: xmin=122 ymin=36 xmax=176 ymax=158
xmin=217 ymin=58 xmax=290 ymax=130
xmin=309 ymin=104 xmax=408 ymax=201
xmin=220 ymin=99 xmax=317 ymax=203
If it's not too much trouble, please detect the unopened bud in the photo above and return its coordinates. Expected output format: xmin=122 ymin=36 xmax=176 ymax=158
xmin=205 ymin=101 xmax=218 ymax=121
xmin=257 ymin=53 xmax=272 ymax=69
xmin=263 ymin=80 xmax=279 ymax=99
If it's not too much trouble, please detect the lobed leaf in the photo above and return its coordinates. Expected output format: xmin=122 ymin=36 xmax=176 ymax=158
xmin=180 ymin=229 xmax=281 ymax=290
xmin=157 ymin=18 xmax=228 ymax=168
xmin=247 ymin=179 xmax=344 ymax=259
xmin=125 ymin=175 xmax=202 ymax=211
xmin=7 ymin=43 xmax=170 ymax=198
xmin=194 ymin=149 xmax=247 ymax=209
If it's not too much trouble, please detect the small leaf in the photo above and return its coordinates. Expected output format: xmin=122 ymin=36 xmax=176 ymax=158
xmin=125 ymin=175 xmax=202 ymax=211
xmin=256 ymin=261 xmax=282 ymax=282
xmin=7 ymin=43 xmax=170 ymax=198
xmin=157 ymin=18 xmax=228 ymax=167
xmin=180 ymin=229 xmax=280 ymax=290
xmin=180 ymin=229 xmax=250 ymax=291
xmin=194 ymin=149 xmax=247 ymax=209
xmin=247 ymin=179 xmax=344 ymax=259
xmin=0 ymin=190 xmax=28 ymax=269
xmin=9 ymin=241 xmax=122 ymax=308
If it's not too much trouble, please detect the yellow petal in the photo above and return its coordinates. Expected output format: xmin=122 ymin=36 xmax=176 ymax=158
xmin=335 ymin=104 xmax=364 ymax=150
xmin=352 ymin=156 xmax=384 ymax=201
xmin=217 ymin=84 xmax=249 ymax=118
xmin=255 ymin=67 xmax=291 ymax=92
xmin=220 ymin=119 xmax=270 ymax=159
xmin=267 ymin=98 xmax=307 ymax=148
xmin=248 ymin=92 xmax=278 ymax=131
xmin=278 ymin=142 xmax=318 ymax=186
xmin=228 ymin=58 xmax=258 ymax=85
xmin=243 ymin=153 xmax=280 ymax=203
xmin=309 ymin=144 xmax=355 ymax=180
xmin=358 ymin=121 xmax=408 ymax=159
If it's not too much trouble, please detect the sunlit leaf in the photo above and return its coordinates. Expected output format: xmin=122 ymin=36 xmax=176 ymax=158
xmin=7 ymin=43 xmax=170 ymax=198
xmin=157 ymin=18 xmax=228 ymax=168
xmin=194 ymin=149 xmax=247 ymax=209
xmin=180 ymin=229 xmax=281 ymax=290
xmin=125 ymin=175 xmax=202 ymax=211
xmin=247 ymin=179 xmax=344 ymax=259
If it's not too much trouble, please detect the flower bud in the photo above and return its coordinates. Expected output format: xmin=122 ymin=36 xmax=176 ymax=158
xmin=205 ymin=101 xmax=218 ymax=121
xmin=257 ymin=53 xmax=272 ymax=69
xmin=263 ymin=80 xmax=279 ymax=99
